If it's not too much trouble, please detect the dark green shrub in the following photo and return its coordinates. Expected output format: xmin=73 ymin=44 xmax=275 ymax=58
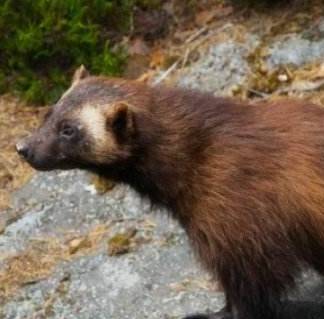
xmin=0 ymin=0 xmax=145 ymax=105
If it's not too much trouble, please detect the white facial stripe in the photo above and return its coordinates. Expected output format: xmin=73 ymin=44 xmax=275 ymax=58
xmin=79 ymin=105 xmax=107 ymax=143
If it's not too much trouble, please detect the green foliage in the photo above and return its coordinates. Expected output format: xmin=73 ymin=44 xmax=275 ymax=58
xmin=0 ymin=0 xmax=141 ymax=105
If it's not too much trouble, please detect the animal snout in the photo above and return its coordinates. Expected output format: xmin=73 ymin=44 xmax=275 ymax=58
xmin=16 ymin=139 xmax=33 ymax=161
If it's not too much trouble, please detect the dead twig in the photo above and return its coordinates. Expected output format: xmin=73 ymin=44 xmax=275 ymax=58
xmin=275 ymin=79 xmax=324 ymax=95
xmin=248 ymin=88 xmax=270 ymax=98
xmin=152 ymin=60 xmax=180 ymax=85
xmin=185 ymin=26 xmax=208 ymax=44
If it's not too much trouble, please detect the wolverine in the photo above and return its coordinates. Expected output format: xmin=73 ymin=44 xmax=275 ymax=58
xmin=16 ymin=66 xmax=324 ymax=319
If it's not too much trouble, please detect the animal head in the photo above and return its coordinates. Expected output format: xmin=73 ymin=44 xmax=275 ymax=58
xmin=16 ymin=66 xmax=141 ymax=172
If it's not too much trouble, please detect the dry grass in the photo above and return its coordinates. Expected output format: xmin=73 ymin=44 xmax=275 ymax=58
xmin=0 ymin=238 xmax=66 ymax=299
xmin=0 ymin=95 xmax=47 ymax=211
xmin=243 ymin=59 xmax=324 ymax=103
xmin=149 ymin=0 xmax=324 ymax=89
xmin=0 ymin=224 xmax=110 ymax=300
xmin=107 ymin=227 xmax=137 ymax=256
xmin=0 ymin=218 xmax=156 ymax=300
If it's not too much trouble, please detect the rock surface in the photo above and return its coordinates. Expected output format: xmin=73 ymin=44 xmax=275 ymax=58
xmin=177 ymin=37 xmax=259 ymax=94
xmin=2 ymin=15 xmax=324 ymax=319
xmin=0 ymin=172 xmax=224 ymax=319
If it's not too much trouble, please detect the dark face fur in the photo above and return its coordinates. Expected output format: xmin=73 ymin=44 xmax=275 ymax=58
xmin=16 ymin=66 xmax=136 ymax=172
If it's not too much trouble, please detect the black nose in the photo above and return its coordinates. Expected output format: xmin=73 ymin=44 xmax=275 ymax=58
xmin=16 ymin=140 xmax=32 ymax=160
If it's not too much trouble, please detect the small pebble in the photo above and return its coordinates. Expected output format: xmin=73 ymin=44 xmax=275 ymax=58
xmin=278 ymin=74 xmax=288 ymax=82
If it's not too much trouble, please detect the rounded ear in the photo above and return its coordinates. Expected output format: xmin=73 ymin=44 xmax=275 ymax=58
xmin=109 ymin=102 xmax=135 ymax=140
xmin=72 ymin=65 xmax=90 ymax=84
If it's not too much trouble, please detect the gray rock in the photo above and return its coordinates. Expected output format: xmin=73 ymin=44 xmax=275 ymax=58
xmin=2 ymin=240 xmax=224 ymax=319
xmin=0 ymin=170 xmax=224 ymax=319
xmin=267 ymin=36 xmax=324 ymax=68
xmin=0 ymin=170 xmax=152 ymax=261
xmin=177 ymin=40 xmax=257 ymax=94
xmin=267 ymin=19 xmax=324 ymax=69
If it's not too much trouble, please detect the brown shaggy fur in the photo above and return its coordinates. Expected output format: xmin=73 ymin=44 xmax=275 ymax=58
xmin=17 ymin=70 xmax=324 ymax=319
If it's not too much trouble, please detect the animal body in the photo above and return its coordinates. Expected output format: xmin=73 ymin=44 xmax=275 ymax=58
xmin=16 ymin=66 xmax=324 ymax=319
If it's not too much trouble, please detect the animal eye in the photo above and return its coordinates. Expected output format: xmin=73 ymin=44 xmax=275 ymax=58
xmin=60 ymin=123 xmax=76 ymax=139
